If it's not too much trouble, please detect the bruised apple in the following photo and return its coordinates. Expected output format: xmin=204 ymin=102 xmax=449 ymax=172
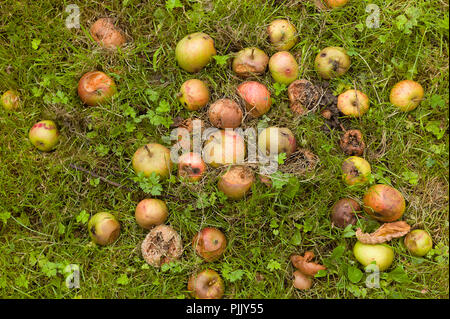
xmin=353 ymin=241 xmax=394 ymax=271
xmin=188 ymin=269 xmax=225 ymax=299
xmin=341 ymin=156 xmax=371 ymax=186
xmin=389 ymin=80 xmax=424 ymax=112
xmin=267 ymin=19 xmax=297 ymax=51
xmin=269 ymin=51 xmax=299 ymax=85
xmin=1 ymin=90 xmax=21 ymax=110
xmin=404 ymin=229 xmax=433 ymax=257
xmin=203 ymin=130 xmax=246 ymax=167
xmin=258 ymin=127 xmax=297 ymax=158
xmin=135 ymin=198 xmax=168 ymax=229
xmin=218 ymin=165 xmax=254 ymax=200
xmin=208 ymin=99 xmax=243 ymax=129
xmin=315 ymin=47 xmax=350 ymax=79
xmin=192 ymin=227 xmax=227 ymax=261
xmin=132 ymin=143 xmax=172 ymax=179
xmin=88 ymin=212 xmax=120 ymax=246
xmin=178 ymin=79 xmax=209 ymax=111
xmin=337 ymin=89 xmax=369 ymax=117
xmin=77 ymin=71 xmax=117 ymax=106
xmin=29 ymin=120 xmax=60 ymax=152
xmin=232 ymin=47 xmax=269 ymax=77
xmin=90 ymin=18 xmax=126 ymax=49
xmin=237 ymin=81 xmax=272 ymax=117
xmin=178 ymin=152 xmax=206 ymax=182
xmin=175 ymin=32 xmax=216 ymax=73
xmin=363 ymin=184 xmax=406 ymax=222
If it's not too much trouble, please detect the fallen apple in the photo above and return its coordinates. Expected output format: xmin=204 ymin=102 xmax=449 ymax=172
xmin=363 ymin=184 xmax=406 ymax=222
xmin=232 ymin=47 xmax=269 ymax=77
xmin=77 ymin=71 xmax=117 ymax=106
xmin=141 ymin=225 xmax=183 ymax=267
xmin=353 ymin=241 xmax=394 ymax=271
xmin=208 ymin=98 xmax=243 ymax=129
xmin=188 ymin=269 xmax=225 ymax=299
xmin=192 ymin=227 xmax=227 ymax=261
xmin=258 ymin=127 xmax=297 ymax=158
xmin=389 ymin=80 xmax=424 ymax=112
xmin=135 ymin=198 xmax=168 ymax=229
xmin=324 ymin=0 xmax=349 ymax=8
xmin=1 ymin=90 xmax=21 ymax=110
xmin=175 ymin=32 xmax=216 ymax=73
xmin=337 ymin=89 xmax=370 ymax=117
xmin=288 ymin=79 xmax=320 ymax=115
xmin=203 ymin=130 xmax=246 ymax=167
xmin=178 ymin=79 xmax=209 ymax=111
xmin=88 ymin=212 xmax=120 ymax=246
xmin=237 ymin=81 xmax=272 ymax=117
xmin=218 ymin=165 xmax=254 ymax=200
xmin=314 ymin=47 xmax=350 ymax=79
xmin=29 ymin=120 xmax=60 ymax=152
xmin=267 ymin=19 xmax=297 ymax=51
xmin=178 ymin=152 xmax=206 ymax=182
xmin=90 ymin=18 xmax=126 ymax=49
xmin=269 ymin=51 xmax=299 ymax=85
xmin=340 ymin=129 xmax=365 ymax=156
xmin=341 ymin=156 xmax=371 ymax=186
xmin=132 ymin=143 xmax=172 ymax=179
xmin=404 ymin=229 xmax=433 ymax=257
xmin=331 ymin=198 xmax=361 ymax=228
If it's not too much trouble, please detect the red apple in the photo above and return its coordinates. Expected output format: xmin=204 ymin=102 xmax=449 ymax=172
xmin=28 ymin=120 xmax=60 ymax=152
xmin=135 ymin=198 xmax=168 ymax=229
xmin=1 ymin=90 xmax=21 ymax=111
xmin=192 ymin=227 xmax=227 ymax=261
xmin=389 ymin=80 xmax=424 ymax=112
xmin=337 ymin=89 xmax=370 ymax=117
xmin=90 ymin=18 xmax=126 ymax=49
xmin=363 ymin=184 xmax=406 ymax=222
xmin=258 ymin=127 xmax=297 ymax=158
xmin=237 ymin=81 xmax=271 ymax=117
xmin=208 ymin=99 xmax=243 ymax=129
xmin=267 ymin=19 xmax=297 ymax=51
xmin=188 ymin=269 xmax=225 ymax=299
xmin=232 ymin=47 xmax=269 ymax=77
xmin=178 ymin=79 xmax=209 ymax=111
xmin=218 ymin=165 xmax=254 ymax=200
xmin=178 ymin=152 xmax=207 ymax=182
xmin=203 ymin=130 xmax=246 ymax=167
xmin=331 ymin=198 xmax=361 ymax=228
xmin=341 ymin=156 xmax=371 ymax=186
xmin=77 ymin=71 xmax=117 ymax=106
xmin=314 ymin=47 xmax=350 ymax=79
xmin=132 ymin=143 xmax=172 ymax=179
xmin=404 ymin=229 xmax=433 ymax=257
xmin=175 ymin=32 xmax=217 ymax=73
xmin=269 ymin=51 xmax=299 ymax=85
xmin=88 ymin=212 xmax=120 ymax=246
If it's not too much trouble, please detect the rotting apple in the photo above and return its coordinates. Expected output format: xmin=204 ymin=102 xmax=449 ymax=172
xmin=267 ymin=19 xmax=297 ymax=51
xmin=1 ymin=90 xmax=21 ymax=111
xmin=203 ymin=130 xmax=246 ymax=167
xmin=178 ymin=79 xmax=209 ymax=111
xmin=269 ymin=51 xmax=299 ymax=85
xmin=389 ymin=80 xmax=424 ymax=112
xmin=341 ymin=156 xmax=371 ymax=186
xmin=337 ymin=89 xmax=370 ymax=117
xmin=258 ymin=127 xmax=297 ymax=158
xmin=353 ymin=241 xmax=394 ymax=271
xmin=404 ymin=229 xmax=433 ymax=257
xmin=141 ymin=225 xmax=183 ymax=267
xmin=192 ymin=227 xmax=227 ymax=261
xmin=217 ymin=165 xmax=254 ymax=200
xmin=178 ymin=152 xmax=207 ymax=182
xmin=293 ymin=270 xmax=313 ymax=290
xmin=237 ymin=81 xmax=272 ymax=117
xmin=77 ymin=71 xmax=117 ymax=106
xmin=90 ymin=18 xmax=126 ymax=49
xmin=135 ymin=198 xmax=168 ymax=229
xmin=340 ymin=129 xmax=365 ymax=156
xmin=188 ymin=269 xmax=225 ymax=299
xmin=132 ymin=143 xmax=172 ymax=179
xmin=314 ymin=47 xmax=350 ymax=79
xmin=232 ymin=47 xmax=269 ymax=77
xmin=88 ymin=212 xmax=120 ymax=246
xmin=331 ymin=198 xmax=361 ymax=228
xmin=208 ymin=98 xmax=243 ymax=129
xmin=29 ymin=120 xmax=60 ymax=152
xmin=175 ymin=32 xmax=217 ymax=73
xmin=288 ymin=79 xmax=320 ymax=115
xmin=363 ymin=184 xmax=406 ymax=222
xmin=324 ymin=0 xmax=349 ymax=8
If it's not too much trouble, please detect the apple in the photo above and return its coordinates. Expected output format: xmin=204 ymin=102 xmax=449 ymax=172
xmin=88 ymin=212 xmax=120 ymax=246
xmin=132 ymin=143 xmax=172 ymax=179
xmin=188 ymin=269 xmax=225 ymax=299
xmin=337 ymin=89 xmax=370 ymax=117
xmin=389 ymin=80 xmax=424 ymax=112
xmin=267 ymin=19 xmax=297 ymax=51
xmin=341 ymin=156 xmax=371 ymax=186
xmin=404 ymin=229 xmax=433 ymax=257
xmin=178 ymin=152 xmax=207 ymax=182
xmin=203 ymin=130 xmax=246 ymax=167
xmin=232 ymin=47 xmax=269 ymax=77
xmin=258 ymin=127 xmax=297 ymax=158
xmin=90 ymin=18 xmax=126 ymax=49
xmin=175 ymin=32 xmax=217 ymax=73
xmin=141 ymin=225 xmax=183 ymax=267
xmin=293 ymin=270 xmax=312 ymax=290
xmin=340 ymin=129 xmax=365 ymax=156
xmin=1 ymin=90 xmax=21 ymax=110
xmin=324 ymin=0 xmax=349 ymax=8
xmin=77 ymin=71 xmax=117 ymax=106
xmin=353 ymin=241 xmax=394 ymax=271
xmin=237 ymin=81 xmax=272 ymax=117
xmin=331 ymin=198 xmax=360 ymax=228
xmin=178 ymin=79 xmax=209 ymax=111
xmin=135 ymin=198 xmax=168 ymax=229
xmin=269 ymin=51 xmax=299 ymax=85
xmin=314 ymin=47 xmax=351 ymax=79
xmin=218 ymin=165 xmax=254 ymax=200
xmin=208 ymin=98 xmax=243 ymax=129
xmin=192 ymin=227 xmax=227 ymax=261
xmin=29 ymin=120 xmax=60 ymax=152
xmin=363 ymin=184 xmax=406 ymax=222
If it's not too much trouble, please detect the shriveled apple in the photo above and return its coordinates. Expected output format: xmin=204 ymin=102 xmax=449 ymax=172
xmin=141 ymin=225 xmax=183 ymax=267
xmin=175 ymin=32 xmax=216 ymax=73
xmin=340 ymin=129 xmax=365 ymax=156
xmin=132 ymin=143 xmax=172 ymax=179
xmin=77 ymin=71 xmax=117 ymax=106
xmin=232 ymin=47 xmax=269 ymax=77
xmin=90 ymin=18 xmax=126 ymax=49
xmin=192 ymin=227 xmax=227 ymax=261
xmin=208 ymin=99 xmax=243 ymax=129
xmin=218 ymin=165 xmax=254 ymax=200
xmin=178 ymin=152 xmax=206 ymax=182
xmin=237 ymin=81 xmax=272 ymax=117
xmin=363 ymin=184 xmax=406 ymax=222
xmin=178 ymin=79 xmax=209 ymax=111
xmin=269 ymin=51 xmax=299 ymax=85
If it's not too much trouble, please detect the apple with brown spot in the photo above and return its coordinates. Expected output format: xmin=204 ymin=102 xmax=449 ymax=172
xmin=192 ymin=227 xmax=227 ymax=261
xmin=88 ymin=212 xmax=120 ymax=246
xmin=331 ymin=198 xmax=361 ymax=228
xmin=208 ymin=99 xmax=243 ymax=129
xmin=232 ymin=47 xmax=269 ymax=77
xmin=314 ymin=47 xmax=350 ymax=79
xmin=218 ymin=165 xmax=254 ymax=200
xmin=1 ymin=90 xmax=21 ymax=111
xmin=341 ymin=156 xmax=371 ymax=186
xmin=178 ymin=152 xmax=206 ymax=182
xmin=404 ymin=229 xmax=433 ymax=257
xmin=269 ymin=51 xmax=299 ymax=85
xmin=90 ymin=18 xmax=126 ymax=49
xmin=78 ymin=71 xmax=117 ymax=106
xmin=178 ymin=79 xmax=209 ymax=111
xmin=267 ymin=19 xmax=297 ymax=51
xmin=188 ymin=269 xmax=225 ymax=299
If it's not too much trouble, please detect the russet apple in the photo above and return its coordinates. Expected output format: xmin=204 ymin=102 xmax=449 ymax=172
xmin=218 ymin=165 xmax=254 ymax=200
xmin=208 ymin=99 xmax=243 ymax=129
xmin=90 ymin=18 xmax=126 ymax=49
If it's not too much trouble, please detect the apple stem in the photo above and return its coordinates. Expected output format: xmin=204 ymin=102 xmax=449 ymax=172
xmin=144 ymin=145 xmax=153 ymax=158
xmin=250 ymin=48 xmax=255 ymax=60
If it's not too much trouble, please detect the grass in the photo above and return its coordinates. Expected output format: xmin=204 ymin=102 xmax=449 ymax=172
xmin=0 ymin=0 xmax=448 ymax=299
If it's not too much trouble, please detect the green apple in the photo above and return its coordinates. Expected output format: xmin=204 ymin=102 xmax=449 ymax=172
xmin=175 ymin=32 xmax=217 ymax=73
xmin=178 ymin=79 xmax=209 ymax=111
xmin=258 ymin=127 xmax=297 ymax=158
xmin=404 ymin=229 xmax=433 ymax=257
xmin=269 ymin=51 xmax=299 ymax=85
xmin=341 ymin=156 xmax=371 ymax=186
xmin=28 ymin=120 xmax=60 ymax=152
xmin=132 ymin=143 xmax=172 ymax=179
xmin=353 ymin=241 xmax=394 ymax=271
xmin=88 ymin=212 xmax=120 ymax=246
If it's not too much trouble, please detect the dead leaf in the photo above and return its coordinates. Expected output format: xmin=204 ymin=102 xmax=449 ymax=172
xmin=290 ymin=251 xmax=326 ymax=276
xmin=356 ymin=221 xmax=411 ymax=244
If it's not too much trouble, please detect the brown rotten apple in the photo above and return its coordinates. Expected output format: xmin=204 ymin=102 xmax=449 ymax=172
xmin=363 ymin=184 xmax=406 ymax=222
xmin=132 ymin=143 xmax=172 ymax=179
xmin=203 ymin=130 xmax=246 ymax=167
xmin=389 ymin=80 xmax=424 ymax=112
xmin=192 ymin=227 xmax=227 ymax=261
xmin=267 ymin=19 xmax=297 ymax=51
xmin=135 ymin=198 xmax=168 ymax=229
xmin=78 ymin=71 xmax=117 ymax=106
xmin=237 ymin=81 xmax=272 ymax=117
xmin=178 ymin=152 xmax=206 ymax=182
xmin=188 ymin=269 xmax=225 ymax=299
xmin=337 ymin=89 xmax=370 ymax=117
xmin=269 ymin=51 xmax=299 ymax=85
xmin=331 ymin=198 xmax=361 ymax=228
xmin=141 ymin=225 xmax=183 ymax=267
xmin=208 ymin=99 xmax=243 ymax=129
xmin=175 ymin=32 xmax=216 ymax=73
xmin=178 ymin=79 xmax=209 ymax=111
xmin=218 ymin=165 xmax=254 ymax=200
xmin=341 ymin=156 xmax=371 ymax=186
xmin=88 ymin=212 xmax=120 ymax=246
xmin=288 ymin=79 xmax=320 ymax=115
xmin=90 ymin=18 xmax=126 ymax=49
xmin=232 ymin=47 xmax=269 ymax=77
xmin=340 ymin=129 xmax=365 ymax=156
xmin=314 ymin=47 xmax=350 ymax=79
